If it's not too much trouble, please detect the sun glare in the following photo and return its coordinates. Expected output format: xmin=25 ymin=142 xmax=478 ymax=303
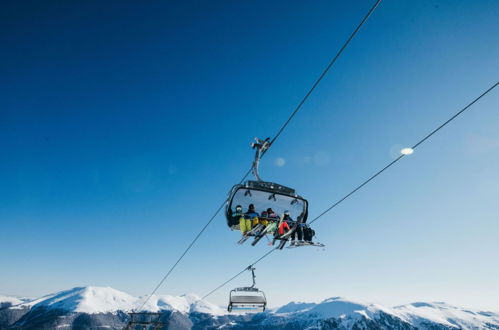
xmin=401 ymin=147 xmax=414 ymax=155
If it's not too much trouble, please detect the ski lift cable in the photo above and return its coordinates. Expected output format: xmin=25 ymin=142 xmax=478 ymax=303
xmin=200 ymin=82 xmax=498 ymax=301
xmin=268 ymin=0 xmax=382 ymax=147
xmin=137 ymin=0 xmax=383 ymax=310
xmin=136 ymin=167 xmax=252 ymax=311
xmin=309 ymin=81 xmax=499 ymax=225
xmin=202 ymin=248 xmax=277 ymax=300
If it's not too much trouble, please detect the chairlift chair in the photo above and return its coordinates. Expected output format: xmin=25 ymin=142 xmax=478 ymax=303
xmin=226 ymin=138 xmax=309 ymax=230
xmin=227 ymin=267 xmax=267 ymax=312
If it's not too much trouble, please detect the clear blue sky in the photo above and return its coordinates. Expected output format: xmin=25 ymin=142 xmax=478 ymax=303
xmin=1 ymin=0 xmax=498 ymax=310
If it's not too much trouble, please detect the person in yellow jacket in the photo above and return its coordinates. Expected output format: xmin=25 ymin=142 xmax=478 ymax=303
xmin=240 ymin=204 xmax=259 ymax=235
xmin=255 ymin=211 xmax=269 ymax=227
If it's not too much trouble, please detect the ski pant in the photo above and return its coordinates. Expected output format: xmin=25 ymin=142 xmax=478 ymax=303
xmin=303 ymin=227 xmax=313 ymax=242
xmin=252 ymin=217 xmax=268 ymax=227
xmin=249 ymin=218 xmax=267 ymax=235
xmin=291 ymin=225 xmax=303 ymax=241
xmin=239 ymin=217 xmax=252 ymax=234
xmin=262 ymin=222 xmax=277 ymax=236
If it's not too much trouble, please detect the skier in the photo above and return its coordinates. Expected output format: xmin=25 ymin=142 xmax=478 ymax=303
xmin=231 ymin=205 xmax=244 ymax=227
xmin=278 ymin=211 xmax=292 ymax=236
xmin=291 ymin=222 xmax=304 ymax=245
xmin=252 ymin=210 xmax=268 ymax=228
xmin=266 ymin=208 xmax=279 ymax=220
xmin=251 ymin=214 xmax=278 ymax=246
xmin=269 ymin=211 xmax=291 ymax=246
xmin=303 ymin=224 xmax=315 ymax=243
xmin=240 ymin=204 xmax=259 ymax=235
xmin=258 ymin=211 xmax=269 ymax=227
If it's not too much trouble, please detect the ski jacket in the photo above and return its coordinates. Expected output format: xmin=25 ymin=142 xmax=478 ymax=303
xmin=278 ymin=221 xmax=290 ymax=235
xmin=230 ymin=212 xmax=244 ymax=226
xmin=265 ymin=221 xmax=278 ymax=233
xmin=245 ymin=211 xmax=259 ymax=219
xmin=267 ymin=212 xmax=279 ymax=219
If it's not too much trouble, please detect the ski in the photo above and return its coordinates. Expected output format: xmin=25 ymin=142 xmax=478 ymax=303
xmin=287 ymin=241 xmax=325 ymax=249
xmin=277 ymin=239 xmax=288 ymax=250
xmin=237 ymin=224 xmax=264 ymax=245
xmin=251 ymin=219 xmax=280 ymax=246
xmin=279 ymin=222 xmax=297 ymax=240
xmin=251 ymin=233 xmax=266 ymax=246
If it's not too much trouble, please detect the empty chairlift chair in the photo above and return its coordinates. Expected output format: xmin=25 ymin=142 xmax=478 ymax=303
xmin=227 ymin=267 xmax=267 ymax=312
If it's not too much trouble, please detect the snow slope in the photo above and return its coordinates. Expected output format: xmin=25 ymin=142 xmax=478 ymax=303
xmin=394 ymin=302 xmax=499 ymax=329
xmin=0 ymin=295 xmax=26 ymax=306
xmin=273 ymin=297 xmax=499 ymax=329
xmin=15 ymin=286 xmax=136 ymax=313
xmin=3 ymin=286 xmax=499 ymax=329
xmin=137 ymin=293 xmax=224 ymax=315
xmin=10 ymin=286 xmax=222 ymax=315
xmin=273 ymin=301 xmax=317 ymax=314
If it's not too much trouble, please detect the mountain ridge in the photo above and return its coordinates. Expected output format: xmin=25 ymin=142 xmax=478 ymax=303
xmin=1 ymin=286 xmax=498 ymax=329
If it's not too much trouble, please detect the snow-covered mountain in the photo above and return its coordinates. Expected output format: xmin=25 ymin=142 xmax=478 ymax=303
xmin=394 ymin=302 xmax=499 ymax=329
xmin=266 ymin=297 xmax=499 ymax=330
xmin=0 ymin=296 xmax=26 ymax=309
xmin=1 ymin=286 xmax=498 ymax=329
xmin=10 ymin=286 xmax=136 ymax=314
xmin=4 ymin=286 xmax=222 ymax=315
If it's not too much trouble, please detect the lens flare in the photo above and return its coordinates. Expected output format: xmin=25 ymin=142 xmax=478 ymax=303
xmin=401 ymin=147 xmax=414 ymax=155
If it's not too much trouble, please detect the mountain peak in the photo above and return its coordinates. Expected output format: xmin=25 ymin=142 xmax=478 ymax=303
xmin=20 ymin=286 xmax=136 ymax=314
xmin=3 ymin=287 xmax=498 ymax=330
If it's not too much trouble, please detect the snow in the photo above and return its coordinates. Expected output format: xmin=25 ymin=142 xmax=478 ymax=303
xmin=3 ymin=286 xmax=499 ymax=329
xmin=274 ymin=301 xmax=317 ymax=314
xmin=394 ymin=301 xmax=499 ymax=329
xmin=306 ymin=297 xmax=370 ymax=319
xmin=15 ymin=287 xmax=137 ymax=314
xmin=137 ymin=293 xmax=224 ymax=315
xmin=7 ymin=286 xmax=223 ymax=315
xmin=275 ymin=297 xmax=499 ymax=329
xmin=0 ymin=295 xmax=26 ymax=306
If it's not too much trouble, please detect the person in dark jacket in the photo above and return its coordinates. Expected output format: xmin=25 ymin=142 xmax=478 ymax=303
xmin=266 ymin=208 xmax=279 ymax=220
xmin=303 ymin=224 xmax=316 ymax=242
xmin=231 ymin=205 xmax=244 ymax=227
xmin=291 ymin=223 xmax=304 ymax=245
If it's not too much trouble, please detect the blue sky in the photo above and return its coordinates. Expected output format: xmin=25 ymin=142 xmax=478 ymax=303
xmin=1 ymin=0 xmax=498 ymax=310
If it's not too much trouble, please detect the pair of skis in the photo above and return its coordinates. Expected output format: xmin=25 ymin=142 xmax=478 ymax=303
xmin=237 ymin=224 xmax=265 ymax=245
xmin=253 ymin=223 xmax=325 ymax=249
xmin=247 ymin=218 xmax=296 ymax=248
xmin=251 ymin=216 xmax=285 ymax=247
xmin=287 ymin=241 xmax=325 ymax=248
xmin=239 ymin=218 xmax=325 ymax=249
xmin=274 ymin=222 xmax=297 ymax=249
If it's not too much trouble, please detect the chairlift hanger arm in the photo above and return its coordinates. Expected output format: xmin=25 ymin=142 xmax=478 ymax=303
xmin=251 ymin=137 xmax=271 ymax=182
xmin=246 ymin=266 xmax=257 ymax=288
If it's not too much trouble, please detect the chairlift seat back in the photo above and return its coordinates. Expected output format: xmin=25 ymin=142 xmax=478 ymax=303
xmin=230 ymin=295 xmax=266 ymax=304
